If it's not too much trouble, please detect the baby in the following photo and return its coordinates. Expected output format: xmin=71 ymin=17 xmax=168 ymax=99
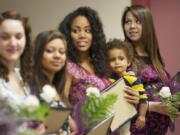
xmin=106 ymin=39 xmax=148 ymax=135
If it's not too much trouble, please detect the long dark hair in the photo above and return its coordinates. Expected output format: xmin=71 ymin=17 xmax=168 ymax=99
xmin=33 ymin=30 xmax=67 ymax=96
xmin=0 ymin=10 xmax=33 ymax=84
xmin=121 ymin=5 xmax=165 ymax=80
xmin=59 ymin=6 xmax=110 ymax=77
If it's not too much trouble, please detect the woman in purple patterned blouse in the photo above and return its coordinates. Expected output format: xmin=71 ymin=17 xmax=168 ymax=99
xmin=121 ymin=5 xmax=180 ymax=135
xmin=59 ymin=7 xmax=140 ymax=135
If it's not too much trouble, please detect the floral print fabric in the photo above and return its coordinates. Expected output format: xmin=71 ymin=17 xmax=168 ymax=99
xmin=130 ymin=56 xmax=170 ymax=135
xmin=67 ymin=61 xmax=110 ymax=134
xmin=67 ymin=61 xmax=110 ymax=106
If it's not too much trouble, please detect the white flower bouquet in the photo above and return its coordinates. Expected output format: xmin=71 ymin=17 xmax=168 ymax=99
xmin=40 ymin=84 xmax=58 ymax=103
xmin=81 ymin=86 xmax=117 ymax=130
xmin=19 ymin=95 xmax=49 ymax=122
xmin=159 ymin=86 xmax=180 ymax=121
xmin=21 ymin=84 xmax=61 ymax=123
xmin=0 ymin=96 xmax=48 ymax=135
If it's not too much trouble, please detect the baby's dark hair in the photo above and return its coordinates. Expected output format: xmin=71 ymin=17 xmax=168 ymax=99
xmin=106 ymin=39 xmax=134 ymax=63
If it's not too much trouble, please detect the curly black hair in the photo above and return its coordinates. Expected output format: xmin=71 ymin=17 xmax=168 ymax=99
xmin=58 ymin=6 xmax=110 ymax=77
xmin=0 ymin=10 xmax=33 ymax=84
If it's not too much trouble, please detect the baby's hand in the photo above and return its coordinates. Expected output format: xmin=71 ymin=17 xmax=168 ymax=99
xmin=135 ymin=115 xmax=146 ymax=129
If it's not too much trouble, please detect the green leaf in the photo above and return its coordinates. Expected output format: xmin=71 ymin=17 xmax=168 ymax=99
xmin=161 ymin=92 xmax=180 ymax=122
xmin=18 ymin=102 xmax=50 ymax=122
xmin=81 ymin=94 xmax=117 ymax=129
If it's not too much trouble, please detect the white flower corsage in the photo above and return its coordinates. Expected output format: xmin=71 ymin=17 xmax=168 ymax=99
xmin=86 ymin=86 xmax=100 ymax=97
xmin=159 ymin=86 xmax=172 ymax=98
xmin=40 ymin=85 xmax=57 ymax=103
xmin=21 ymin=95 xmax=40 ymax=112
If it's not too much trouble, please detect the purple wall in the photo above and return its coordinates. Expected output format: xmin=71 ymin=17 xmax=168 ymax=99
xmin=150 ymin=0 xmax=180 ymax=77
xmin=132 ymin=0 xmax=180 ymax=77
xmin=150 ymin=1 xmax=180 ymax=134
xmin=132 ymin=0 xmax=180 ymax=134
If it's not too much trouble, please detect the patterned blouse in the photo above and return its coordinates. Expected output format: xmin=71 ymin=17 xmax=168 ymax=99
xmin=0 ymin=68 xmax=30 ymax=107
xmin=67 ymin=60 xmax=111 ymax=106
xmin=130 ymin=56 xmax=171 ymax=135
xmin=67 ymin=60 xmax=111 ymax=134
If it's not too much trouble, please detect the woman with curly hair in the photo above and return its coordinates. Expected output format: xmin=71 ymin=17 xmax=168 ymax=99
xmin=59 ymin=6 xmax=140 ymax=134
xmin=58 ymin=7 xmax=111 ymax=134
xmin=59 ymin=6 xmax=110 ymax=105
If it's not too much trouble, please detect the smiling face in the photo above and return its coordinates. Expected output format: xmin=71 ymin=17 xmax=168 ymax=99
xmin=124 ymin=11 xmax=142 ymax=42
xmin=70 ymin=15 xmax=92 ymax=53
xmin=108 ymin=48 xmax=130 ymax=75
xmin=0 ymin=19 xmax=26 ymax=64
xmin=42 ymin=38 xmax=66 ymax=75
